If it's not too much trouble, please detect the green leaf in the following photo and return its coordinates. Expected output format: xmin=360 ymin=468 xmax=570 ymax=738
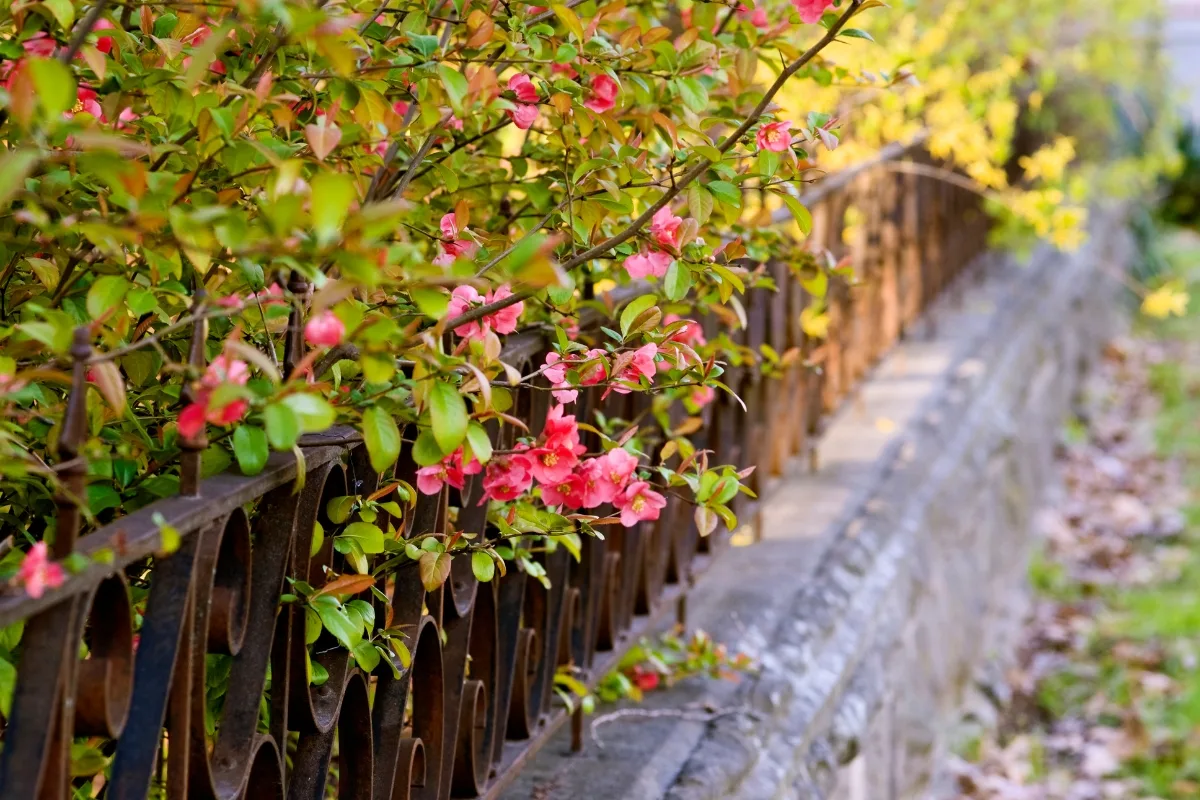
xmin=26 ymin=258 xmax=58 ymax=291
xmin=264 ymin=402 xmax=300 ymax=450
xmin=411 ymin=287 xmax=449 ymax=319
xmin=687 ymin=184 xmax=714 ymax=225
xmin=677 ymin=78 xmax=708 ymax=113
xmin=0 ymin=151 xmax=38 ymax=212
xmin=708 ymin=181 xmax=741 ymax=208
xmin=429 ymin=381 xmax=468 ymax=453
xmin=0 ymin=657 xmax=15 ymax=718
xmin=311 ymin=521 xmax=325 ymax=557
xmin=840 ymin=28 xmax=875 ymax=41
xmin=351 ymin=639 xmax=381 ymax=673
xmin=315 ymin=603 xmax=362 ymax=649
xmin=439 ymin=64 xmax=470 ymax=115
xmin=362 ymin=407 xmax=402 ymax=474
xmin=777 ymin=192 xmax=813 ymax=236
xmin=42 ymin=0 xmax=75 ymax=31
xmin=412 ymin=428 xmax=445 ymax=467
xmin=471 ymin=550 xmax=495 ymax=582
xmin=282 ymin=393 xmax=336 ymax=433
xmin=86 ymin=275 xmax=129 ymax=319
xmin=465 ymin=422 xmax=493 ymax=465
xmin=341 ymin=522 xmax=385 ymax=555
xmin=664 ymin=261 xmax=691 ymax=302
xmin=418 ymin=551 xmax=452 ymax=591
xmin=620 ymin=294 xmax=657 ymax=338
xmin=232 ymin=426 xmax=269 ymax=475
xmin=310 ymin=172 xmax=356 ymax=246
xmin=326 ymin=496 xmax=356 ymax=524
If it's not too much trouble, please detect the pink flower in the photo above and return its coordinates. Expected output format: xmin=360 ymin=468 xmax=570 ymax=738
xmin=435 ymin=212 xmax=478 ymax=266
xmin=552 ymin=62 xmax=579 ymax=80
xmin=541 ymin=474 xmax=585 ymax=509
xmin=616 ymin=481 xmax=667 ymax=527
xmin=73 ymin=87 xmax=104 ymax=119
xmin=178 ymin=402 xmax=208 ymax=440
xmin=649 ymin=206 xmax=683 ymax=249
xmin=583 ymin=75 xmax=619 ymax=114
xmin=611 ymin=343 xmax=659 ymax=394
xmin=601 ymin=447 xmax=639 ymax=488
xmin=528 ymin=444 xmax=578 ymax=484
xmin=529 ymin=406 xmax=585 ymax=484
xmin=22 ymin=33 xmax=57 ymax=58
xmin=393 ymin=100 xmax=411 ymax=117
xmin=509 ymin=73 xmax=539 ymax=104
xmin=507 ymin=103 xmax=540 ymax=130
xmin=541 ymin=350 xmax=604 ymax=403
xmin=485 ymin=285 xmax=524 ymax=334
xmin=689 ymin=385 xmax=716 ymax=409
xmin=248 ymin=283 xmax=286 ymax=305
xmin=202 ymin=355 xmax=251 ymax=389
xmin=737 ymin=4 xmax=769 ymax=27
xmin=483 ymin=450 xmax=535 ymax=502
xmin=93 ymin=19 xmax=116 ymax=55
xmin=791 ymin=0 xmax=833 ymax=24
xmin=304 ymin=311 xmax=345 ymax=347
xmin=417 ymin=460 xmax=459 ymax=495
xmin=577 ymin=458 xmax=617 ymax=507
xmin=756 ymin=120 xmax=793 ymax=153
xmin=447 ymin=285 xmax=488 ymax=340
xmin=663 ymin=314 xmax=707 ymax=346
xmin=624 ymin=249 xmax=673 ymax=280
xmin=542 ymin=352 xmax=578 ymax=403
xmin=542 ymin=404 xmax=581 ymax=450
xmin=208 ymin=398 xmax=249 ymax=426
xmin=416 ymin=449 xmax=478 ymax=495
xmin=17 ymin=542 xmax=65 ymax=599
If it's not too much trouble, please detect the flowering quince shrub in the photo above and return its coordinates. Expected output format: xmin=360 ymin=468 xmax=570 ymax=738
xmin=0 ymin=0 xmax=890 ymax=669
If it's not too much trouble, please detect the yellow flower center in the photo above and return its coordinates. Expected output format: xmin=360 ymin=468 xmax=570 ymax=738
xmin=631 ymin=495 xmax=645 ymax=512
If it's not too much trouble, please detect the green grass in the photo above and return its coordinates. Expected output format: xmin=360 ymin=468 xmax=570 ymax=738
xmin=1026 ymin=233 xmax=1200 ymax=797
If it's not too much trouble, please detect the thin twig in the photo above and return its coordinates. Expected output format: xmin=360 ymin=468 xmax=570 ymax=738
xmin=60 ymin=0 xmax=111 ymax=63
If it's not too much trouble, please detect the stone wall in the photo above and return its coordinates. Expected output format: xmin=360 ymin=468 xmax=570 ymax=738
xmin=500 ymin=210 xmax=1128 ymax=800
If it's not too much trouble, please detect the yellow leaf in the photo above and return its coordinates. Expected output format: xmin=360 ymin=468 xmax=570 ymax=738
xmin=800 ymin=306 xmax=830 ymax=339
xmin=551 ymin=4 xmax=585 ymax=41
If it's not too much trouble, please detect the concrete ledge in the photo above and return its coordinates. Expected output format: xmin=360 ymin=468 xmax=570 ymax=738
xmin=501 ymin=210 xmax=1128 ymax=800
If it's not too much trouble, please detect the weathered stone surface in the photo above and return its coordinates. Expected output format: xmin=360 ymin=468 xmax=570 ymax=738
xmin=500 ymin=211 xmax=1128 ymax=800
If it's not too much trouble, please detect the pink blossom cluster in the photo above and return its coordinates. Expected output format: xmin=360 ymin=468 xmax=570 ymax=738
xmin=447 ymin=284 xmax=525 ymax=340
xmin=178 ymin=354 xmax=252 ymax=440
xmin=481 ymin=406 xmax=667 ymax=526
xmin=624 ymin=206 xmax=685 ymax=280
xmin=16 ymin=542 xmax=65 ymax=599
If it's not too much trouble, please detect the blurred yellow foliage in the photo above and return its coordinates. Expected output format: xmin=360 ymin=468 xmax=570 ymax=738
xmin=1142 ymin=282 xmax=1190 ymax=319
xmin=767 ymin=0 xmax=1174 ymax=257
